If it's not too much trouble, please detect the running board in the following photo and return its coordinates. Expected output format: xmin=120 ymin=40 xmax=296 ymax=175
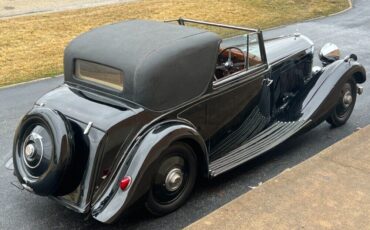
xmin=209 ymin=120 xmax=310 ymax=177
xmin=210 ymin=107 xmax=270 ymax=158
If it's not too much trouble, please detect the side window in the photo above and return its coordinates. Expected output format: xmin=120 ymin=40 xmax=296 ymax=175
xmin=248 ymin=33 xmax=263 ymax=68
xmin=215 ymin=33 xmax=263 ymax=81
xmin=215 ymin=44 xmax=247 ymax=79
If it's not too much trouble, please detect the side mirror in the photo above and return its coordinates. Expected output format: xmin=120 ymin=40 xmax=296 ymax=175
xmin=319 ymin=43 xmax=340 ymax=65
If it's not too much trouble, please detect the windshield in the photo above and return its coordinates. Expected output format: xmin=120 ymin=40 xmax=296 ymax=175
xmin=167 ymin=19 xmax=265 ymax=80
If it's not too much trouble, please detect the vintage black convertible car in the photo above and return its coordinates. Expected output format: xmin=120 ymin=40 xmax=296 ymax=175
xmin=12 ymin=19 xmax=366 ymax=223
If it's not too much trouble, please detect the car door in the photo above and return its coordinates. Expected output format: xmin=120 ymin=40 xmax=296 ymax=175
xmin=205 ymin=32 xmax=273 ymax=159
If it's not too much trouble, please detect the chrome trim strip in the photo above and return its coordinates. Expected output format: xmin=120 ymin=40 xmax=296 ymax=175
xmin=212 ymin=64 xmax=269 ymax=88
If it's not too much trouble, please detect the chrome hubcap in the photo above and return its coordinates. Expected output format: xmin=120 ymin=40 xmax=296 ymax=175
xmin=165 ymin=168 xmax=183 ymax=192
xmin=22 ymin=131 xmax=45 ymax=169
xmin=342 ymin=90 xmax=353 ymax=108
xmin=24 ymin=143 xmax=35 ymax=158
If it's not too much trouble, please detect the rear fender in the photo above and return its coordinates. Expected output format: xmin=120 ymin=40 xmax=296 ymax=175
xmin=91 ymin=120 xmax=207 ymax=223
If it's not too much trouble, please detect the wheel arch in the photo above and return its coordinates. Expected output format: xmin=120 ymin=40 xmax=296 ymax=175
xmin=180 ymin=138 xmax=209 ymax=178
xmin=92 ymin=119 xmax=209 ymax=223
xmin=128 ymin=120 xmax=209 ymax=199
xmin=300 ymin=60 xmax=366 ymax=130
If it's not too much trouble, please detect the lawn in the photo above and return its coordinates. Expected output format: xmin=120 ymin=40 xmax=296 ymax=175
xmin=0 ymin=0 xmax=349 ymax=87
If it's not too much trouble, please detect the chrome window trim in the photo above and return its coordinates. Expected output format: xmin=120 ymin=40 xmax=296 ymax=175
xmin=212 ymin=64 xmax=269 ymax=89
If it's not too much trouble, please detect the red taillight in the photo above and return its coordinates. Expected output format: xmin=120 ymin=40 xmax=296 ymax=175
xmin=119 ymin=176 xmax=131 ymax=191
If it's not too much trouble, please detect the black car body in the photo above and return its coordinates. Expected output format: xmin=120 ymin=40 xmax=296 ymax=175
xmin=12 ymin=19 xmax=366 ymax=223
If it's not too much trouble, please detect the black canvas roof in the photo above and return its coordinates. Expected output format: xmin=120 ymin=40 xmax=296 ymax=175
xmin=64 ymin=19 xmax=221 ymax=111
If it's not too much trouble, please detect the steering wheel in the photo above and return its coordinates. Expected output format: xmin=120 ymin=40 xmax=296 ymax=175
xmin=215 ymin=47 xmax=246 ymax=79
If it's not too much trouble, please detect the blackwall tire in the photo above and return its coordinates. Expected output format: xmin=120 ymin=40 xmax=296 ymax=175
xmin=145 ymin=142 xmax=197 ymax=216
xmin=13 ymin=107 xmax=74 ymax=196
xmin=326 ymin=78 xmax=357 ymax=127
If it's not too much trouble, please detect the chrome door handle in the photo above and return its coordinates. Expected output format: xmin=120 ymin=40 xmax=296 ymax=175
xmin=263 ymin=78 xmax=273 ymax=86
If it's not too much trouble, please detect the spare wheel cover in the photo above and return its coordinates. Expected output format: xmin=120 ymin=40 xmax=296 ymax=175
xmin=13 ymin=107 xmax=74 ymax=196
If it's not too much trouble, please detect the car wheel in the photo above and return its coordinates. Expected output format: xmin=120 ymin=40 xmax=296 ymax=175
xmin=145 ymin=142 xmax=197 ymax=216
xmin=326 ymin=79 xmax=357 ymax=127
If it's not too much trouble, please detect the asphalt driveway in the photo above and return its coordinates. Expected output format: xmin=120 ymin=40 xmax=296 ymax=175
xmin=0 ymin=0 xmax=369 ymax=229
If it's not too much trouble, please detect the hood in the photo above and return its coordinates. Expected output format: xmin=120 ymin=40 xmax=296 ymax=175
xmin=264 ymin=34 xmax=314 ymax=64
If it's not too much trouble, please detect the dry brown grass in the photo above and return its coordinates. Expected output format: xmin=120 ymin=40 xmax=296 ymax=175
xmin=0 ymin=0 xmax=349 ymax=87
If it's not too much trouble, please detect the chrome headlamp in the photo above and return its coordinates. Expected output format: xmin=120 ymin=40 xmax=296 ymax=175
xmin=319 ymin=43 xmax=340 ymax=65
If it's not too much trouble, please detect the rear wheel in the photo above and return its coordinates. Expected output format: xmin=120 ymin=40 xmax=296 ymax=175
xmin=326 ymin=79 xmax=357 ymax=127
xmin=145 ymin=142 xmax=197 ymax=216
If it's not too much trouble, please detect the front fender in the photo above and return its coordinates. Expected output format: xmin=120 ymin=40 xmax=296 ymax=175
xmin=91 ymin=120 xmax=207 ymax=223
xmin=301 ymin=59 xmax=366 ymax=125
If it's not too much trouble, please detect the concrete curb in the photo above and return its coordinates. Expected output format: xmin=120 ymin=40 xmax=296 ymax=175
xmin=329 ymin=0 xmax=353 ymax=17
xmin=186 ymin=125 xmax=370 ymax=229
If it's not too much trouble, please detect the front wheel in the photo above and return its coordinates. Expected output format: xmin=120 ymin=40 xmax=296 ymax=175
xmin=326 ymin=79 xmax=357 ymax=127
xmin=145 ymin=142 xmax=197 ymax=216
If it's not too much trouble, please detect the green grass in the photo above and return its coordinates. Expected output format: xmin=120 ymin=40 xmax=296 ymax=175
xmin=0 ymin=0 xmax=349 ymax=87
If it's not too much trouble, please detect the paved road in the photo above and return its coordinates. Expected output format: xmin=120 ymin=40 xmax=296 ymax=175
xmin=0 ymin=0 xmax=369 ymax=229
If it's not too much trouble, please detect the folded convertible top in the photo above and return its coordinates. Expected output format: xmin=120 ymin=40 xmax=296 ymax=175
xmin=64 ymin=20 xmax=221 ymax=111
